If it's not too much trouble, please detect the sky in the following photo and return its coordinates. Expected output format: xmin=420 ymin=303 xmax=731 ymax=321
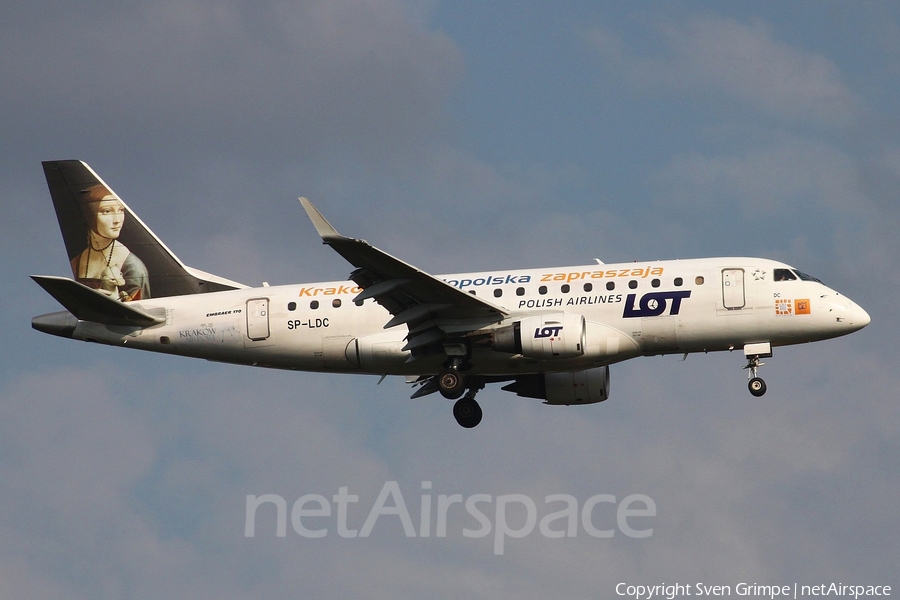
xmin=1 ymin=1 xmax=898 ymax=598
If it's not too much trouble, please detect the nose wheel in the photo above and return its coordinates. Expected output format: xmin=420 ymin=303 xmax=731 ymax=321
xmin=743 ymin=354 xmax=767 ymax=397
xmin=748 ymin=376 xmax=767 ymax=397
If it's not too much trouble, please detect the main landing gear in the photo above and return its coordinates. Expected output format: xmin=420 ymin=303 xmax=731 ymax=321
xmin=452 ymin=394 xmax=482 ymax=429
xmin=438 ymin=369 xmax=465 ymax=400
xmin=438 ymin=367 xmax=484 ymax=428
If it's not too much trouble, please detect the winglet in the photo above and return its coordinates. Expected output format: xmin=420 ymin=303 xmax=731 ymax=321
xmin=299 ymin=197 xmax=342 ymax=241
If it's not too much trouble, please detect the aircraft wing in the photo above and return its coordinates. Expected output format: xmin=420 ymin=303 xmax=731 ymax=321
xmin=300 ymin=198 xmax=508 ymax=358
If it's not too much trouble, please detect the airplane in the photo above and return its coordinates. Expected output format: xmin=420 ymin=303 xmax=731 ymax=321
xmin=32 ymin=160 xmax=871 ymax=428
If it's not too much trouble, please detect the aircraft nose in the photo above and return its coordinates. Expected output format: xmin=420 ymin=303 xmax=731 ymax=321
xmin=851 ymin=302 xmax=871 ymax=329
xmin=835 ymin=298 xmax=870 ymax=333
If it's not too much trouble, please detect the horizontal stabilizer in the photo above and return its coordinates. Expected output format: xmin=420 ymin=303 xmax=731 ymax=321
xmin=31 ymin=275 xmax=165 ymax=327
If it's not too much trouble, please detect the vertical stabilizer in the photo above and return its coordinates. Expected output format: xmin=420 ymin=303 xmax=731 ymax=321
xmin=42 ymin=160 xmax=245 ymax=300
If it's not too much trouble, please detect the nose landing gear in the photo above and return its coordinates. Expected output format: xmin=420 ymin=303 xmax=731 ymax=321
xmin=744 ymin=355 xmax=767 ymax=396
xmin=742 ymin=343 xmax=772 ymax=397
xmin=747 ymin=372 xmax=767 ymax=397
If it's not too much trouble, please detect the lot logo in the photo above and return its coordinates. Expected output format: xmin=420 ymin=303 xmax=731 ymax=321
xmin=534 ymin=326 xmax=563 ymax=339
xmin=623 ymin=291 xmax=691 ymax=318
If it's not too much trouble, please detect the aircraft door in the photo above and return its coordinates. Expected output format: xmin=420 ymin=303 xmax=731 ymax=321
xmin=722 ymin=269 xmax=745 ymax=310
xmin=246 ymin=298 xmax=270 ymax=340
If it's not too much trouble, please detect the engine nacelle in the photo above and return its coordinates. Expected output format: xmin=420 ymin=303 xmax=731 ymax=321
xmin=501 ymin=365 xmax=610 ymax=405
xmin=492 ymin=313 xmax=585 ymax=359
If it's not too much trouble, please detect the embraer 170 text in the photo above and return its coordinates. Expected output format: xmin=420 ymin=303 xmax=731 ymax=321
xmin=32 ymin=161 xmax=870 ymax=427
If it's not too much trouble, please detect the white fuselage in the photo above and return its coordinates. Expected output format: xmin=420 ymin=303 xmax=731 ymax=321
xmin=68 ymin=257 xmax=869 ymax=376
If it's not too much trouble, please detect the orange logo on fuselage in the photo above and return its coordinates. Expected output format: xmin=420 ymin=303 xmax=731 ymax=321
xmin=776 ymin=298 xmax=811 ymax=316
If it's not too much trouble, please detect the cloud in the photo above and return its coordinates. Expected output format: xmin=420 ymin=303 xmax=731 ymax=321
xmin=650 ymin=137 xmax=867 ymax=216
xmin=644 ymin=134 xmax=900 ymax=297
xmin=0 ymin=0 xmax=467 ymax=289
xmin=0 ymin=0 xmax=463 ymax=166
xmin=589 ymin=15 xmax=863 ymax=127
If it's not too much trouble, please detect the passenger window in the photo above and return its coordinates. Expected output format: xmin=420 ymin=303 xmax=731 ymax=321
xmin=310 ymin=300 xmax=319 ymax=309
xmin=354 ymin=299 xmax=364 ymax=307
xmin=493 ymin=289 xmax=502 ymax=298
xmin=628 ymin=280 xmax=637 ymax=289
xmin=774 ymin=269 xmax=797 ymax=282
xmin=539 ymin=286 xmax=548 ymax=295
xmin=606 ymin=281 xmax=615 ymax=291
xmin=288 ymin=302 xmax=297 ymax=311
xmin=468 ymin=290 xmax=476 ymax=296
xmin=651 ymin=278 xmax=660 ymax=288
xmin=561 ymin=284 xmax=570 ymax=294
xmin=332 ymin=299 xmax=342 ymax=308
xmin=583 ymin=283 xmax=593 ymax=292
xmin=516 ymin=287 xmax=525 ymax=296
xmin=695 ymin=276 xmax=704 ymax=285
xmin=674 ymin=277 xmax=683 ymax=287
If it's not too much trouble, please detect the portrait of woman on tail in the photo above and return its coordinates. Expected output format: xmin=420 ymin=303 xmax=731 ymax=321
xmin=71 ymin=184 xmax=150 ymax=301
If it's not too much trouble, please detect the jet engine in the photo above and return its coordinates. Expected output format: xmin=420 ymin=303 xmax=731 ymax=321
xmin=492 ymin=313 xmax=585 ymax=359
xmin=501 ymin=365 xmax=610 ymax=405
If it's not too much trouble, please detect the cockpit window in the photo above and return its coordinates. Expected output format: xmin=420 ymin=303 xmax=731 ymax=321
xmin=774 ymin=269 xmax=796 ymax=282
xmin=793 ymin=270 xmax=822 ymax=283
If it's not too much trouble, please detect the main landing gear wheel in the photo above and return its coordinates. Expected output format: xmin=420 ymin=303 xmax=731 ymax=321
xmin=453 ymin=397 xmax=482 ymax=428
xmin=438 ymin=369 xmax=466 ymax=399
xmin=748 ymin=377 xmax=767 ymax=397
